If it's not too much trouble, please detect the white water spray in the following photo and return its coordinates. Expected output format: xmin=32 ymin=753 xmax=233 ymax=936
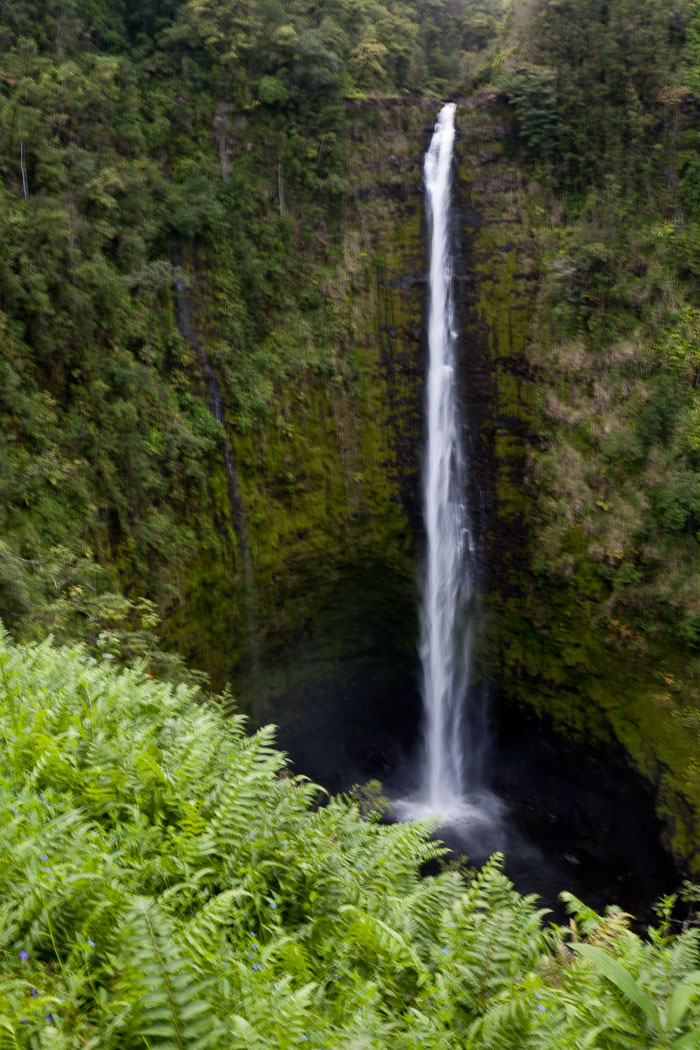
xmin=397 ymin=103 xmax=494 ymax=829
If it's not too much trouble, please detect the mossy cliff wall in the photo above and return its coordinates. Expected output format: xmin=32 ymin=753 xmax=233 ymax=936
xmin=449 ymin=97 xmax=700 ymax=873
xmin=165 ymin=102 xmax=437 ymax=788
xmin=450 ymin=95 xmax=534 ymax=597
xmin=163 ymin=95 xmax=699 ymax=868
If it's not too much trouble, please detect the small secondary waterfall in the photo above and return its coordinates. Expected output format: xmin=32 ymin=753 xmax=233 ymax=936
xmin=397 ymin=103 xmax=490 ymax=826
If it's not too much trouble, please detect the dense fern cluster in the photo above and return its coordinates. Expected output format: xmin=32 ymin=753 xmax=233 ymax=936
xmin=0 ymin=628 xmax=699 ymax=1048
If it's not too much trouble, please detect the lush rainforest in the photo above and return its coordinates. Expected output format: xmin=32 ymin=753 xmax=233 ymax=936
xmin=4 ymin=0 xmax=700 ymax=1042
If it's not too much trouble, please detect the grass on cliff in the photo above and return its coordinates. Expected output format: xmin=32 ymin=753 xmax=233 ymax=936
xmin=2 ymin=627 xmax=700 ymax=1048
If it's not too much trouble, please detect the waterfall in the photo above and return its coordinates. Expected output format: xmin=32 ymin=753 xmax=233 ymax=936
xmin=420 ymin=101 xmax=472 ymax=813
xmin=396 ymin=103 xmax=492 ymax=828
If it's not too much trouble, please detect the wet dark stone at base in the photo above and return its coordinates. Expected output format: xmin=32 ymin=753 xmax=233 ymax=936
xmin=488 ymin=696 xmax=680 ymax=925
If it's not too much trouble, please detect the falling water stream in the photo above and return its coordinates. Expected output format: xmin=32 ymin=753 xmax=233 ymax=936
xmin=396 ymin=103 xmax=500 ymax=838
xmin=386 ymin=105 xmax=681 ymax=917
xmin=419 ymin=103 xmax=473 ymax=813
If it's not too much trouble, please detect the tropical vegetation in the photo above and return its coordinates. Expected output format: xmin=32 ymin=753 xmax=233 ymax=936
xmin=1 ymin=629 xmax=700 ymax=1048
xmin=4 ymin=2 xmax=700 ymax=1038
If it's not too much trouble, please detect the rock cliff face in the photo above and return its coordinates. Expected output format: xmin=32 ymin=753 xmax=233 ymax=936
xmin=164 ymin=102 xmax=434 ymax=789
xmin=451 ymin=95 xmax=535 ymax=611
xmin=161 ymin=95 xmax=697 ymax=872
xmin=452 ymin=97 xmax=699 ymax=874
xmin=167 ymin=96 xmax=538 ymax=792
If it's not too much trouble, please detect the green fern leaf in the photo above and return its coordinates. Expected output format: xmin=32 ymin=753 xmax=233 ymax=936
xmin=670 ymin=1026 xmax=700 ymax=1050
xmin=667 ymin=971 xmax=700 ymax=1031
xmin=119 ymin=896 xmax=221 ymax=1049
xmin=573 ymin=942 xmax=660 ymax=1030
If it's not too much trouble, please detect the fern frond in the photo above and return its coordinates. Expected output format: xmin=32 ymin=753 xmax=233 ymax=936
xmin=0 ymin=1018 xmax=20 ymax=1050
xmin=339 ymin=904 xmax=428 ymax=981
xmin=115 ymin=896 xmax=221 ymax=1050
xmin=178 ymin=888 xmax=250 ymax=970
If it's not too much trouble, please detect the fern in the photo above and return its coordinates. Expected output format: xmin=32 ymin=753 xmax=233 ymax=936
xmin=178 ymin=888 xmax=250 ymax=971
xmin=1 ymin=630 xmax=699 ymax=1050
xmin=0 ymin=1019 xmax=20 ymax=1050
xmin=111 ymin=896 xmax=221 ymax=1050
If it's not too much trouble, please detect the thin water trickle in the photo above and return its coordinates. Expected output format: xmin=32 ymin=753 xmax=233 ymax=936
xmin=396 ymin=103 xmax=495 ymax=831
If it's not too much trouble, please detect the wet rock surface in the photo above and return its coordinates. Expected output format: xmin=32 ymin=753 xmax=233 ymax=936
xmin=489 ymin=697 xmax=680 ymax=923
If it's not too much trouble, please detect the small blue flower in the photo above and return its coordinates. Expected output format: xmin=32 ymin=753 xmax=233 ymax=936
xmin=447 ymin=922 xmax=455 ymax=928
xmin=442 ymin=946 xmax=450 ymax=954
xmin=30 ymin=989 xmax=38 ymax=998
xmin=356 ymin=863 xmax=363 ymax=869
xmin=40 ymin=855 xmax=48 ymax=862
xmin=45 ymin=1014 xmax=54 ymax=1023
xmin=10 ymin=735 xmax=17 ymax=742
xmin=270 ymin=902 xmax=277 ymax=909
xmin=250 ymin=933 xmax=257 ymax=940
xmin=249 ymin=832 xmax=255 ymax=839
xmin=19 ymin=951 xmax=29 ymax=962
xmin=42 ymin=866 xmax=51 ymax=872
xmin=252 ymin=962 xmax=260 ymax=971
xmin=332 ymin=973 xmax=340 ymax=980
xmin=538 ymin=1004 xmax=547 ymax=1012
xmin=87 ymin=940 xmax=95 ymax=947
xmin=300 ymin=1038 xmax=308 ymax=1043
xmin=11 ymin=806 xmax=16 ymax=814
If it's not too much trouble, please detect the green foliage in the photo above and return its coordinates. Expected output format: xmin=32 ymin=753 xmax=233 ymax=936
xmin=345 ymin=778 xmax=392 ymax=821
xmin=0 ymin=543 xmax=206 ymax=685
xmin=0 ymin=0 xmax=506 ymax=650
xmin=499 ymin=69 xmax=557 ymax=161
xmin=506 ymin=0 xmax=684 ymax=189
xmin=0 ymin=628 xmax=698 ymax=1048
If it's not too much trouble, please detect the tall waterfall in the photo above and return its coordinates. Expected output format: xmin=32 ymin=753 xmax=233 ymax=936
xmin=397 ymin=103 xmax=486 ymax=825
xmin=421 ymin=101 xmax=474 ymax=814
